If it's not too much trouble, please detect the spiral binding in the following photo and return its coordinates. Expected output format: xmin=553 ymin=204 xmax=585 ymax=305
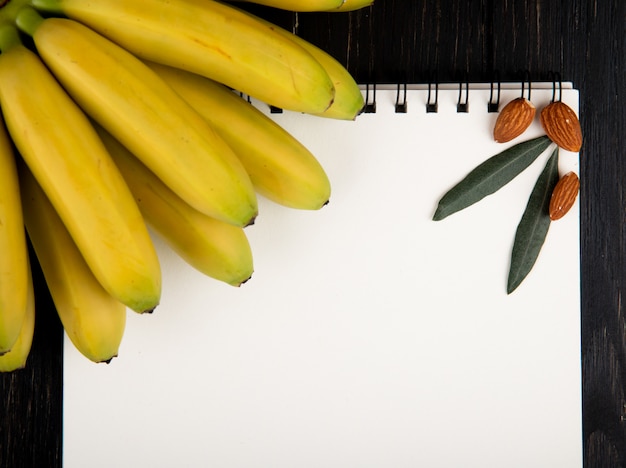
xmin=457 ymin=75 xmax=469 ymax=113
xmin=363 ymin=71 xmax=566 ymax=115
xmin=521 ymin=70 xmax=532 ymax=102
xmin=549 ymin=71 xmax=563 ymax=102
xmin=270 ymin=105 xmax=283 ymax=114
xmin=426 ymin=72 xmax=439 ymax=113
xmin=395 ymin=83 xmax=408 ymax=113
xmin=364 ymin=83 xmax=377 ymax=113
xmin=487 ymin=71 xmax=501 ymax=113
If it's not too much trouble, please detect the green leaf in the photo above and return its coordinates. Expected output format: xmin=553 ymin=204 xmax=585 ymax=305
xmin=433 ymin=136 xmax=552 ymax=220
xmin=507 ymin=147 xmax=560 ymax=294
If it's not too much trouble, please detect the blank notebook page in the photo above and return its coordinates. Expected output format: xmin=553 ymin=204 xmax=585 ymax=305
xmin=62 ymin=84 xmax=582 ymax=468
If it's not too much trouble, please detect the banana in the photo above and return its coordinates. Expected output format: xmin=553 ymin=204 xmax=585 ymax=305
xmin=0 ymin=33 xmax=161 ymax=314
xmin=0 ymin=258 xmax=35 ymax=372
xmin=17 ymin=12 xmax=258 ymax=227
xmin=326 ymin=0 xmax=373 ymax=11
xmin=235 ymin=7 xmax=364 ymax=119
xmin=0 ymin=96 xmax=33 ymax=355
xmin=20 ymin=163 xmax=127 ymax=364
xmin=231 ymin=0 xmax=344 ymax=12
xmin=96 ymin=126 xmax=254 ymax=287
xmin=147 ymin=61 xmax=331 ymax=210
xmin=30 ymin=0 xmax=335 ymax=114
xmin=294 ymin=39 xmax=363 ymax=120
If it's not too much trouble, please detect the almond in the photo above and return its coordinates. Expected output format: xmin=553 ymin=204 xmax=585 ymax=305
xmin=549 ymin=171 xmax=580 ymax=220
xmin=493 ymin=97 xmax=536 ymax=143
xmin=540 ymin=101 xmax=583 ymax=152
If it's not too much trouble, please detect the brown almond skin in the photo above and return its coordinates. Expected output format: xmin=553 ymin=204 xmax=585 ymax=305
xmin=549 ymin=171 xmax=580 ymax=220
xmin=493 ymin=97 xmax=536 ymax=143
xmin=540 ymin=101 xmax=583 ymax=152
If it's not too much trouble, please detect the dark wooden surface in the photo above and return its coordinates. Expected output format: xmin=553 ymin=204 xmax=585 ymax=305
xmin=1 ymin=0 xmax=625 ymax=466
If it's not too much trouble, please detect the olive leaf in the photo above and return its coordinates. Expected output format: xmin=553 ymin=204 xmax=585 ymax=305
xmin=433 ymin=136 xmax=552 ymax=220
xmin=507 ymin=147 xmax=560 ymax=294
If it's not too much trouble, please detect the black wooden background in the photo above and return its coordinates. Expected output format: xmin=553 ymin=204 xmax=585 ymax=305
xmin=1 ymin=0 xmax=625 ymax=466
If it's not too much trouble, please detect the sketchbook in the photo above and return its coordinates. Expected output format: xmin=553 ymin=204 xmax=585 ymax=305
xmin=62 ymin=82 xmax=582 ymax=468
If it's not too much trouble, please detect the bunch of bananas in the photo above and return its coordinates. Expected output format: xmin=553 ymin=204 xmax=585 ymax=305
xmin=0 ymin=0 xmax=371 ymax=371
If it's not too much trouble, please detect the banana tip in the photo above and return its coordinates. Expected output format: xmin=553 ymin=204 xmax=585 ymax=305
xmin=237 ymin=274 xmax=253 ymax=287
xmin=98 ymin=354 xmax=118 ymax=364
xmin=244 ymin=214 xmax=257 ymax=227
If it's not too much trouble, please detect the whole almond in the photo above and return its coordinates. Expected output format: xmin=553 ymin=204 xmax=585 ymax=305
xmin=549 ymin=171 xmax=580 ymax=220
xmin=493 ymin=97 xmax=536 ymax=143
xmin=540 ymin=101 xmax=583 ymax=152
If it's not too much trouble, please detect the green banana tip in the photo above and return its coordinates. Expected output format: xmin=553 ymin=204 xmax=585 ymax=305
xmin=237 ymin=274 xmax=253 ymax=287
xmin=244 ymin=213 xmax=257 ymax=227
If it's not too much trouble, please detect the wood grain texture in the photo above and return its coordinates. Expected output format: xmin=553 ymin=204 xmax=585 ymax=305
xmin=1 ymin=1 xmax=624 ymax=466
xmin=0 ymin=249 xmax=63 ymax=468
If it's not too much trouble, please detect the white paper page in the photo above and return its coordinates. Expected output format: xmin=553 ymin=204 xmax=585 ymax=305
xmin=63 ymin=85 xmax=582 ymax=468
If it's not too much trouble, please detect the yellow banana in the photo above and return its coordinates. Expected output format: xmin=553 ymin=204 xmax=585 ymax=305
xmin=147 ymin=61 xmax=331 ymax=210
xmin=0 ymin=113 xmax=30 ymax=354
xmin=326 ymin=0 xmax=374 ymax=11
xmin=0 ymin=35 xmax=161 ymax=314
xmin=20 ymin=164 xmax=127 ymax=364
xmin=237 ymin=8 xmax=364 ymax=120
xmin=17 ymin=12 xmax=258 ymax=227
xmin=0 ymin=259 xmax=35 ymax=372
xmin=96 ymin=126 xmax=254 ymax=287
xmin=232 ymin=0 xmax=344 ymax=12
xmin=31 ymin=0 xmax=335 ymax=114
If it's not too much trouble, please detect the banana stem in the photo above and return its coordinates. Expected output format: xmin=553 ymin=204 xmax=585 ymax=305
xmin=15 ymin=6 xmax=44 ymax=37
xmin=30 ymin=0 xmax=64 ymax=15
xmin=0 ymin=23 xmax=22 ymax=52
